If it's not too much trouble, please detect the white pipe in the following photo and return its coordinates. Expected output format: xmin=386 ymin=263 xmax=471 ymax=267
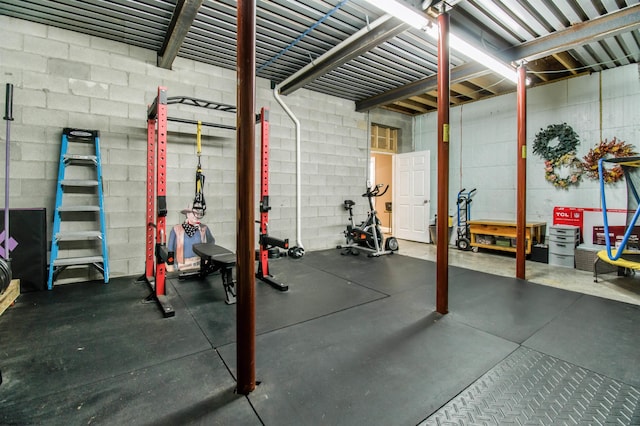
xmin=271 ymin=14 xmax=410 ymax=252
xmin=273 ymin=85 xmax=304 ymax=250
xmin=271 ymin=15 xmax=400 ymax=251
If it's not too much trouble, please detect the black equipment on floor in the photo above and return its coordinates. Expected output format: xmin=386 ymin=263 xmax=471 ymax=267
xmin=0 ymin=209 xmax=47 ymax=292
xmin=337 ymin=183 xmax=399 ymax=257
xmin=192 ymin=243 xmax=236 ymax=305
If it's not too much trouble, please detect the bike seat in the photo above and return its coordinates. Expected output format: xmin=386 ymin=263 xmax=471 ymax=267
xmin=343 ymin=200 xmax=355 ymax=209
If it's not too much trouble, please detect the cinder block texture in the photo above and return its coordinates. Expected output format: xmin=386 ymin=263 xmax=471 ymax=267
xmin=0 ymin=15 xmax=375 ymax=282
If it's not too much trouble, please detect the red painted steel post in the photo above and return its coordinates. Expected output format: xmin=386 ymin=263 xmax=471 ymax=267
xmin=260 ymin=107 xmax=270 ymax=277
xmin=436 ymin=9 xmax=450 ymax=314
xmin=236 ymin=0 xmax=257 ymax=395
xmin=146 ymin=116 xmax=156 ymax=279
xmin=516 ymin=64 xmax=527 ymax=279
xmin=155 ymin=87 xmax=168 ymax=296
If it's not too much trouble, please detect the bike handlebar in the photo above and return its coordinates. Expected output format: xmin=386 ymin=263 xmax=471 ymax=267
xmin=362 ymin=183 xmax=388 ymax=198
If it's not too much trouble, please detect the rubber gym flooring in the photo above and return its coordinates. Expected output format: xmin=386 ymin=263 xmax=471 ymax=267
xmin=1 ymin=250 xmax=639 ymax=425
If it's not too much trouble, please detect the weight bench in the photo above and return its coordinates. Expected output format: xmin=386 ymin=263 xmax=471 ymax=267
xmin=192 ymin=243 xmax=236 ymax=305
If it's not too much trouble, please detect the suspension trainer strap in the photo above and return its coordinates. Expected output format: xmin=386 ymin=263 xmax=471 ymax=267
xmin=193 ymin=121 xmax=206 ymax=218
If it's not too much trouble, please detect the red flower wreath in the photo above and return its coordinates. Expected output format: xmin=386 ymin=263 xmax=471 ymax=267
xmin=582 ymin=138 xmax=637 ymax=184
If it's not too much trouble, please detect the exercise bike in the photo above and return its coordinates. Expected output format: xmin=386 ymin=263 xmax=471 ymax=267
xmin=337 ymin=183 xmax=399 ymax=257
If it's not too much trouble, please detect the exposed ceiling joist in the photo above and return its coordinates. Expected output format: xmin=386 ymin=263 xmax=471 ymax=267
xmin=409 ymin=95 xmax=438 ymax=108
xmin=158 ymin=0 xmax=204 ymax=69
xmin=552 ymin=52 xmax=581 ymax=75
xmin=279 ymin=15 xmax=408 ymax=95
xmin=450 ymin=82 xmax=481 ymax=100
xmin=356 ymin=62 xmax=488 ymax=111
xmin=524 ymin=61 xmax=551 ymax=82
xmin=394 ymin=99 xmax=430 ymax=113
xmin=356 ymin=3 xmax=640 ymax=113
xmin=2 ymin=0 xmax=637 ymax=116
xmin=504 ymin=3 xmax=640 ymax=62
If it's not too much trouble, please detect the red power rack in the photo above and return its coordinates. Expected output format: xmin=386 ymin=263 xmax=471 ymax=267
xmin=144 ymin=86 xmax=173 ymax=317
xmin=256 ymin=107 xmax=289 ymax=291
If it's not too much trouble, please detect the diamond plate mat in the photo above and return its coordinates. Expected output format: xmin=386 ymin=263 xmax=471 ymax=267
xmin=420 ymin=347 xmax=640 ymax=425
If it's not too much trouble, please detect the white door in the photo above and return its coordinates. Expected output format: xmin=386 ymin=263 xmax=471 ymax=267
xmin=394 ymin=151 xmax=430 ymax=243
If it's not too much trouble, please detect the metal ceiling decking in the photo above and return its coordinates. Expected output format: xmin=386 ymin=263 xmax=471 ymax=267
xmin=1 ymin=0 xmax=639 ymax=115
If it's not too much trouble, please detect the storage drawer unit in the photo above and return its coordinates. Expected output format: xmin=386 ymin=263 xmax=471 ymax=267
xmin=550 ymin=241 xmax=576 ymax=255
xmin=549 ymin=252 xmax=575 ymax=268
xmin=550 ymin=225 xmax=580 ymax=239
xmin=548 ymin=225 xmax=580 ymax=268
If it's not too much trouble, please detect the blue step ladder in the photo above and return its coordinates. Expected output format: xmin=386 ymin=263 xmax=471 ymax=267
xmin=47 ymin=128 xmax=109 ymax=289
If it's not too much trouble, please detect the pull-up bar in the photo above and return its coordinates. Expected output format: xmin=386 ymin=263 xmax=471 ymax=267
xmin=167 ymin=117 xmax=236 ymax=130
xmin=147 ymin=94 xmax=239 ymax=131
xmin=167 ymin=96 xmax=236 ymax=113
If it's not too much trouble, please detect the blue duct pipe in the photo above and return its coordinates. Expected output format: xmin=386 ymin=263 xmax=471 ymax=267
xmin=257 ymin=0 xmax=349 ymax=74
xmin=599 ymin=158 xmax=640 ymax=261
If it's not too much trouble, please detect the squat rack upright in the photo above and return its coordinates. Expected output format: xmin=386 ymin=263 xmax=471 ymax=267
xmin=143 ymin=86 xmax=294 ymax=317
xmin=143 ymin=86 xmax=238 ymax=317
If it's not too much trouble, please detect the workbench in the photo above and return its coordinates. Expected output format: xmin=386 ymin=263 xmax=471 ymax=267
xmin=468 ymin=220 xmax=546 ymax=255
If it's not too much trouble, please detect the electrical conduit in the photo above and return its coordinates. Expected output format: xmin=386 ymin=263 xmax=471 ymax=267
xmin=272 ymin=86 xmax=304 ymax=253
xmin=257 ymin=0 xmax=349 ymax=74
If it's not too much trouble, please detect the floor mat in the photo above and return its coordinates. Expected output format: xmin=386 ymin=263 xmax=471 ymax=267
xmin=421 ymin=346 xmax=640 ymax=425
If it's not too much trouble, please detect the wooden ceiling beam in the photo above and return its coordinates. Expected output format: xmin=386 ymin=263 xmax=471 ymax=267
xmin=383 ymin=104 xmax=417 ymax=115
xmin=524 ymin=60 xmax=551 ymax=82
xmin=409 ymin=95 xmax=438 ymax=108
xmin=450 ymin=82 xmax=481 ymax=100
xmin=552 ymin=51 xmax=581 ymax=75
xmin=394 ymin=99 xmax=431 ymax=113
xmin=466 ymin=76 xmax=500 ymax=95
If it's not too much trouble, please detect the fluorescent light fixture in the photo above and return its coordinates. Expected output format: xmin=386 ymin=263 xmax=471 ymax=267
xmin=367 ymin=0 xmax=431 ymax=30
xmin=449 ymin=34 xmax=518 ymax=84
xmin=365 ymin=0 xmax=518 ymax=84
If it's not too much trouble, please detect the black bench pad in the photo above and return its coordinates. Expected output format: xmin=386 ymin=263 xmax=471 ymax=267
xmin=193 ymin=243 xmax=235 ymax=267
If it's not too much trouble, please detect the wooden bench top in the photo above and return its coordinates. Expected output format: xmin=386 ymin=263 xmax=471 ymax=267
xmin=468 ymin=220 xmax=546 ymax=227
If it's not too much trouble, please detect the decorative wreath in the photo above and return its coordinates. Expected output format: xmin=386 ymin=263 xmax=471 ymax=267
xmin=582 ymin=137 xmax=637 ymax=184
xmin=533 ymin=123 xmax=580 ymax=161
xmin=544 ymin=153 xmax=583 ymax=189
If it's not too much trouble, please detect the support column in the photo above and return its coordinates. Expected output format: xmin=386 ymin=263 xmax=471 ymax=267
xmin=516 ymin=64 xmax=527 ymax=279
xmin=236 ymin=0 xmax=257 ymax=395
xmin=436 ymin=9 xmax=450 ymax=314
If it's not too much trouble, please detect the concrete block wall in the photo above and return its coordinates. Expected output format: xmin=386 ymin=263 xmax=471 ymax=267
xmin=0 ymin=16 xmax=369 ymax=282
xmin=415 ymin=63 xmax=640 ymax=231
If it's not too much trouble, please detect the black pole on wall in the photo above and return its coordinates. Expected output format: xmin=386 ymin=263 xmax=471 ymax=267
xmin=1 ymin=83 xmax=14 ymax=294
